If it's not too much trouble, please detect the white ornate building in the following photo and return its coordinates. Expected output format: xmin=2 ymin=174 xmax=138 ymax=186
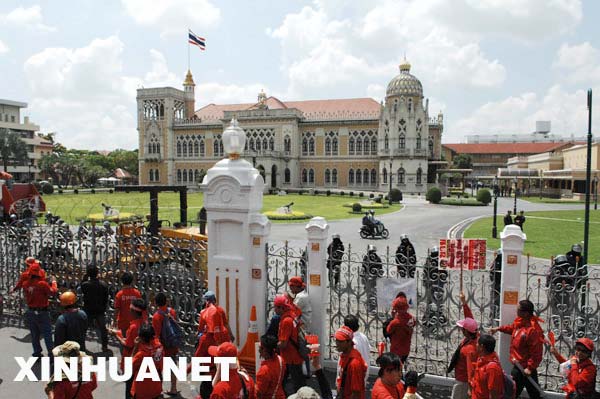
xmin=137 ymin=61 xmax=444 ymax=193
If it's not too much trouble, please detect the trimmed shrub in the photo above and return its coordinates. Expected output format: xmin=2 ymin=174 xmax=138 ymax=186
xmin=426 ymin=186 xmax=442 ymax=204
xmin=109 ymin=189 xmax=114 ymax=194
xmin=298 ymin=190 xmax=304 ymax=195
xmin=58 ymin=189 xmax=63 ymax=194
xmin=91 ymin=189 xmax=96 ymax=194
xmin=390 ymin=188 xmax=403 ymax=203
xmin=352 ymin=203 xmax=362 ymax=212
xmin=326 ymin=190 xmax=331 ymax=196
xmin=349 ymin=191 xmax=354 ymax=197
xmin=340 ymin=191 xmax=345 ymax=196
xmin=74 ymin=189 xmax=79 ymax=194
xmin=41 ymin=183 xmax=54 ymax=195
xmin=477 ymin=188 xmax=492 ymax=205
xmin=359 ymin=192 xmax=364 ymax=198
xmin=369 ymin=193 xmax=374 ymax=199
xmin=313 ymin=189 xmax=319 ymax=195
xmin=375 ymin=197 xmax=382 ymax=204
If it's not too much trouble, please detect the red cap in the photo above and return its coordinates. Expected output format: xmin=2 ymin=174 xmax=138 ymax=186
xmin=392 ymin=297 xmax=409 ymax=311
xmin=576 ymin=338 xmax=595 ymax=352
xmin=208 ymin=342 xmax=238 ymax=357
xmin=274 ymin=294 xmax=290 ymax=308
xmin=288 ymin=276 xmax=305 ymax=288
xmin=28 ymin=263 xmax=44 ymax=277
xmin=334 ymin=326 xmax=354 ymax=341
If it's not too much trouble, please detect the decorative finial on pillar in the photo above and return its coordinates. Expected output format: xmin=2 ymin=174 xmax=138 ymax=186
xmin=222 ymin=118 xmax=246 ymax=160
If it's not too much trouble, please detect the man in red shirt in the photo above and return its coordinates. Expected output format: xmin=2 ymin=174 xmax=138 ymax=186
xmin=209 ymin=342 xmax=255 ymax=399
xmin=152 ymin=293 xmax=179 ymax=396
xmin=448 ymin=292 xmax=478 ymax=399
xmin=274 ymin=294 xmax=306 ymax=396
xmin=550 ymin=337 xmax=597 ymax=398
xmin=335 ymin=325 xmax=367 ymax=399
xmin=131 ymin=324 xmax=164 ymax=399
xmin=386 ymin=296 xmax=415 ymax=363
xmin=256 ymin=334 xmax=285 ymax=399
xmin=470 ymin=334 xmax=504 ymax=399
xmin=10 ymin=262 xmax=57 ymax=357
xmin=195 ymin=291 xmax=232 ymax=357
xmin=113 ymin=272 xmax=142 ymax=337
xmin=109 ymin=298 xmax=148 ymax=399
xmin=490 ymin=299 xmax=543 ymax=399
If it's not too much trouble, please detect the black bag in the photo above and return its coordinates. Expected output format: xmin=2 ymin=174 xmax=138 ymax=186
xmin=382 ymin=316 xmax=393 ymax=339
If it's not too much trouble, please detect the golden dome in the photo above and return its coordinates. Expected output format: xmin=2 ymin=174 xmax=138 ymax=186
xmin=386 ymin=60 xmax=422 ymax=98
xmin=184 ymin=69 xmax=195 ymax=86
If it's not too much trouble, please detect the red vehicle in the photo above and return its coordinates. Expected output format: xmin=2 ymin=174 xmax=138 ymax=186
xmin=0 ymin=181 xmax=46 ymax=219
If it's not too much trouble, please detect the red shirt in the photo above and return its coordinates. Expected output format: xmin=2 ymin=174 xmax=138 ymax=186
xmin=131 ymin=337 xmax=164 ymax=399
xmin=239 ymin=369 xmax=256 ymax=399
xmin=152 ymin=305 xmax=179 ymax=356
xmin=278 ymin=312 xmax=303 ymax=365
xmin=51 ymin=373 xmax=97 ymax=399
xmin=498 ymin=317 xmax=544 ymax=370
xmin=118 ymin=318 xmax=145 ymax=359
xmin=210 ymin=371 xmax=244 ymax=399
xmin=336 ymin=348 xmax=367 ymax=399
xmin=455 ymin=303 xmax=478 ymax=383
xmin=21 ymin=277 xmax=57 ymax=308
xmin=470 ymin=352 xmax=504 ymax=399
xmin=256 ymin=355 xmax=286 ymax=399
xmin=554 ymin=354 xmax=597 ymax=397
xmin=114 ymin=287 xmax=141 ymax=332
xmin=14 ymin=268 xmax=46 ymax=290
xmin=199 ymin=303 xmax=230 ymax=343
xmin=371 ymin=378 xmax=405 ymax=399
xmin=387 ymin=312 xmax=415 ymax=356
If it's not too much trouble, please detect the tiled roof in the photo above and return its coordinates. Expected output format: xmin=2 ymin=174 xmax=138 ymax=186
xmin=195 ymin=96 xmax=381 ymax=122
xmin=442 ymin=142 xmax=574 ymax=154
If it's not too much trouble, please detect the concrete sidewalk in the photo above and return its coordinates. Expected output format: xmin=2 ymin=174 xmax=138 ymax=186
xmin=0 ymin=320 xmax=197 ymax=398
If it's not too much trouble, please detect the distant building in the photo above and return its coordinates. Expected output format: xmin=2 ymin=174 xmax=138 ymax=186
xmin=0 ymin=99 xmax=53 ymax=181
xmin=136 ymin=61 xmax=445 ymax=194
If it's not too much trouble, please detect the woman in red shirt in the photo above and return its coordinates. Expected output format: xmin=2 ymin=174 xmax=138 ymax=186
xmin=371 ymin=352 xmax=405 ymax=399
xmin=549 ymin=337 xmax=597 ymax=398
xmin=256 ymin=334 xmax=285 ymax=399
xmin=386 ymin=297 xmax=415 ymax=363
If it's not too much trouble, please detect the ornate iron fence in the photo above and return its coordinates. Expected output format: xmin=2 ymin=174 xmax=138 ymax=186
xmin=265 ymin=241 xmax=307 ymax=319
xmin=0 ymin=223 xmax=208 ymax=355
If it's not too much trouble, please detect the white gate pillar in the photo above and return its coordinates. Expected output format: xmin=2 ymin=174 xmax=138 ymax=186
xmin=498 ymin=225 xmax=527 ymax=371
xmin=305 ymin=217 xmax=330 ymax=342
xmin=249 ymin=213 xmax=271 ymax=338
xmin=200 ymin=119 xmax=268 ymax=348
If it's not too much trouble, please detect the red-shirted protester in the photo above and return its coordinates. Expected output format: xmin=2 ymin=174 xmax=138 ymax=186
xmin=371 ymin=352 xmax=405 ymax=399
xmin=469 ymin=334 xmax=504 ymax=399
xmin=490 ymin=299 xmax=543 ymax=399
xmin=386 ymin=296 xmax=415 ymax=363
xmin=550 ymin=337 xmax=598 ymax=398
xmin=131 ymin=324 xmax=164 ymax=399
xmin=195 ymin=290 xmax=232 ymax=357
xmin=274 ymin=294 xmax=306 ymax=395
xmin=256 ymin=334 xmax=286 ymax=399
xmin=45 ymin=341 xmax=98 ymax=399
xmin=152 ymin=293 xmax=179 ymax=396
xmin=209 ymin=342 xmax=256 ymax=399
xmin=114 ymin=272 xmax=142 ymax=336
xmin=335 ymin=325 xmax=367 ymax=399
xmin=448 ymin=292 xmax=478 ymax=399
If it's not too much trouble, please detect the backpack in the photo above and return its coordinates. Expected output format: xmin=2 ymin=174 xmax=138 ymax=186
xmin=382 ymin=316 xmax=393 ymax=339
xmin=159 ymin=308 xmax=184 ymax=349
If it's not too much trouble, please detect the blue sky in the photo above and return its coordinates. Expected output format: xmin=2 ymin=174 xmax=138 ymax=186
xmin=1 ymin=0 xmax=599 ymax=150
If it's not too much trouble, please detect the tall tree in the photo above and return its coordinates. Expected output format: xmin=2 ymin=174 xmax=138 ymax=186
xmin=0 ymin=128 xmax=29 ymax=172
xmin=452 ymin=154 xmax=473 ymax=169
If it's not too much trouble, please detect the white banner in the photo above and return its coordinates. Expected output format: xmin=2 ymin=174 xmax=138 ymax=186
xmin=376 ymin=277 xmax=417 ymax=312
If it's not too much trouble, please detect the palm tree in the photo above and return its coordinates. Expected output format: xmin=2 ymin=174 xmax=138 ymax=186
xmin=0 ymin=127 xmax=29 ymax=172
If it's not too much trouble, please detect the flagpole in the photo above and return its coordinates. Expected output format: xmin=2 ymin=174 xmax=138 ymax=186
xmin=187 ymin=29 xmax=190 ymax=71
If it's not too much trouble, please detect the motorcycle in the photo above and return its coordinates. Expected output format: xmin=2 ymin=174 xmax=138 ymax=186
xmin=359 ymin=223 xmax=389 ymax=239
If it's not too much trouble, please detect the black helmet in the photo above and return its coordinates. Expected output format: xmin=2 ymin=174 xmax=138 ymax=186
xmin=572 ymin=244 xmax=582 ymax=253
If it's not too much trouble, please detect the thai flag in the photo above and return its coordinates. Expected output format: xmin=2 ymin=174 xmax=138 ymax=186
xmin=188 ymin=29 xmax=205 ymax=50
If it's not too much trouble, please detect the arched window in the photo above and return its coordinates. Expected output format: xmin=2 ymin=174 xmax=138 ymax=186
xmin=194 ymin=169 xmax=199 ymax=182
xmin=371 ymin=169 xmax=377 ymax=185
xmin=363 ymin=137 xmax=369 ymax=155
xmin=429 ymin=139 xmax=434 ymax=157
xmin=250 ymin=138 xmax=255 ymax=151
xmin=408 ymin=98 xmax=413 ymax=112
xmin=332 ymin=137 xmax=338 ymax=155
xmin=325 ymin=169 xmax=331 ymax=184
xmin=382 ymin=168 xmax=388 ymax=184
xmin=302 ymin=138 xmax=308 ymax=155
xmin=302 ymin=169 xmax=307 ymax=183
xmin=363 ymin=168 xmax=369 ymax=184
xmin=256 ymin=139 xmax=261 ymax=152
xmin=349 ymin=169 xmax=354 ymax=184
xmin=285 ymin=168 xmax=291 ymax=183
xmin=284 ymin=135 xmax=291 ymax=154
xmin=149 ymin=169 xmax=154 ymax=182
xmin=416 ymin=167 xmax=423 ymax=184
xmin=325 ymin=137 xmax=331 ymax=155
xmin=309 ymin=138 xmax=315 ymax=155
xmin=399 ymin=134 xmax=406 ymax=149
xmin=269 ymin=137 xmax=274 ymax=151
xmin=189 ymin=169 xmax=193 ymax=183
xmin=416 ymin=134 xmax=422 ymax=150
xmin=193 ymin=141 xmax=199 ymax=157
xmin=177 ymin=169 xmax=182 ymax=183
xmin=155 ymin=169 xmax=159 ymax=181
xmin=384 ymin=134 xmax=389 ymax=151
xmin=183 ymin=141 xmax=188 ymax=157
xmin=263 ymin=138 xmax=268 ymax=152
xmin=183 ymin=169 xmax=188 ymax=182
xmin=332 ymin=169 xmax=337 ymax=184
xmin=309 ymin=169 xmax=314 ymax=183
xmin=349 ymin=138 xmax=355 ymax=155
xmin=371 ymin=137 xmax=377 ymax=153
xmin=200 ymin=139 xmax=205 ymax=156
xmin=177 ymin=142 xmax=182 ymax=157
xmin=356 ymin=138 xmax=362 ymax=154
xmin=397 ymin=168 xmax=405 ymax=184
xmin=356 ymin=169 xmax=362 ymax=184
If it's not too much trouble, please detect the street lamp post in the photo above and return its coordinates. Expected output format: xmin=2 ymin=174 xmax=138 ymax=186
xmin=513 ymin=177 xmax=518 ymax=215
xmin=594 ymin=175 xmax=598 ymax=210
xmin=389 ymin=158 xmax=393 ymax=205
xmin=492 ymin=176 xmax=499 ymax=239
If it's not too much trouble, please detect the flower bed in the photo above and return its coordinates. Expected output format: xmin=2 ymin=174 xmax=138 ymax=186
xmin=263 ymin=211 xmax=313 ymax=220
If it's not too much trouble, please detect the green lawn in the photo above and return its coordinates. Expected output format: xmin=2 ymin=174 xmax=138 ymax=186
xmin=463 ymin=210 xmax=600 ymax=262
xmin=40 ymin=192 xmax=402 ymax=224
xmin=520 ymin=196 xmax=586 ymax=204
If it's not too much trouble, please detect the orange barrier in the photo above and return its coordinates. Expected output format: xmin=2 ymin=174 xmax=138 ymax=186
xmin=238 ymin=305 xmax=258 ymax=376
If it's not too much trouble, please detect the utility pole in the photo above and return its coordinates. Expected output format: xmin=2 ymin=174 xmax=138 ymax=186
xmin=583 ymin=89 xmax=593 ymax=264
